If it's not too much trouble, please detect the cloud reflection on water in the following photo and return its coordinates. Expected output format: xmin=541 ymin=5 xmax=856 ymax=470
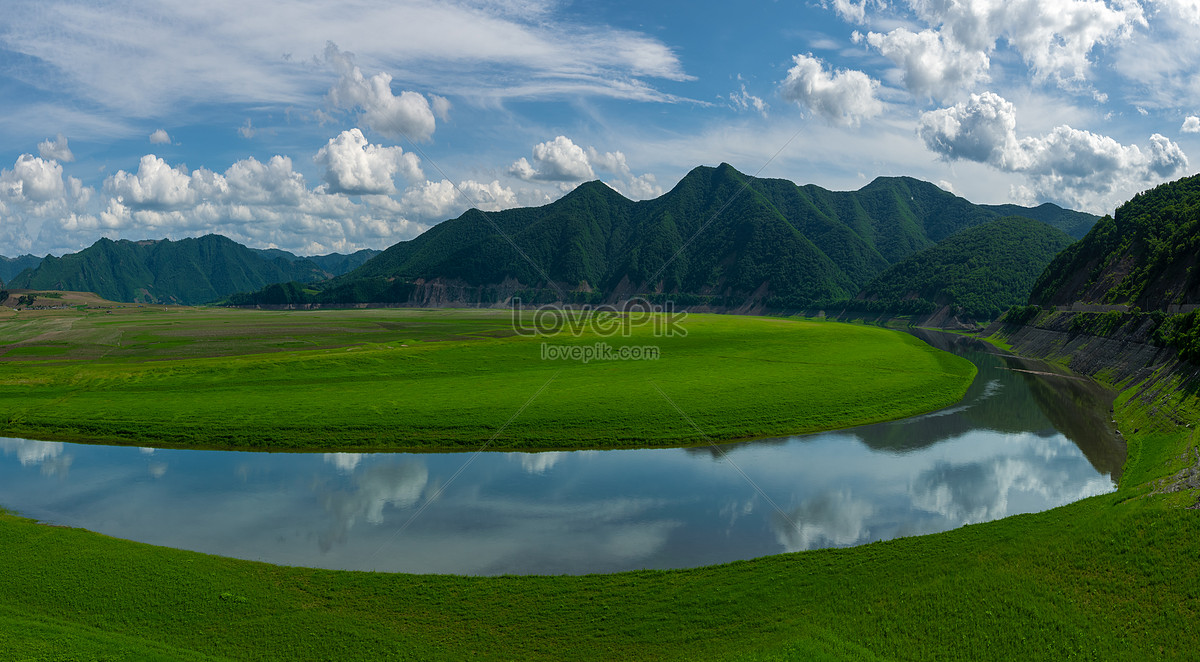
xmin=0 ymin=437 xmax=73 ymax=476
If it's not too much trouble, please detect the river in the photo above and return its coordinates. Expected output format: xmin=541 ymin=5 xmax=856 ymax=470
xmin=0 ymin=330 xmax=1124 ymax=575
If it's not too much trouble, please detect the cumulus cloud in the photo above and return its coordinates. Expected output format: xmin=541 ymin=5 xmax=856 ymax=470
xmin=326 ymin=43 xmax=438 ymax=142
xmin=843 ymin=0 xmax=1148 ymax=101
xmin=314 ymin=128 xmax=423 ymax=195
xmin=105 ymin=155 xmax=197 ymax=209
xmin=509 ymin=136 xmax=595 ymax=182
xmin=863 ymin=28 xmax=991 ymax=101
xmin=400 ymin=178 xmax=519 ymax=219
xmin=1183 ymin=116 xmax=1200 ymax=133
xmin=919 ymin=91 xmax=1190 ymax=210
xmin=831 ymin=0 xmax=883 ymax=23
xmin=780 ymin=53 xmax=882 ymax=126
xmin=149 ymin=129 xmax=171 ymax=145
xmin=624 ymin=173 xmax=663 ymax=199
xmin=37 ymin=134 xmax=74 ymax=162
xmin=1 ymin=154 xmax=67 ymax=203
xmin=909 ymin=0 xmax=1143 ymax=86
xmin=0 ymin=152 xmax=94 ymax=254
xmin=31 ymin=151 xmax=425 ymax=255
xmin=504 ymin=137 xmax=662 ymax=199
xmin=222 ymin=155 xmax=307 ymax=206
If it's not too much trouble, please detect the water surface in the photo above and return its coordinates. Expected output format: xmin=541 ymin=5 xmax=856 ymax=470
xmin=0 ymin=331 xmax=1124 ymax=574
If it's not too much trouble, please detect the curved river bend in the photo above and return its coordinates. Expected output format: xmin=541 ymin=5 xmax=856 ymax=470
xmin=0 ymin=331 xmax=1124 ymax=575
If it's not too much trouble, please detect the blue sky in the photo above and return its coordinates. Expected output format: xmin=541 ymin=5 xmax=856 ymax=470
xmin=2 ymin=0 xmax=1199 ymax=257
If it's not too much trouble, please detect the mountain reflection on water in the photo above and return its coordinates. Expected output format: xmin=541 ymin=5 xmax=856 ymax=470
xmin=0 ymin=330 xmax=1123 ymax=574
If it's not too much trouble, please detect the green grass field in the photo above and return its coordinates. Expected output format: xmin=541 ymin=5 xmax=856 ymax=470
xmin=1 ymin=306 xmax=1196 ymax=660
xmin=0 ymin=305 xmax=974 ymax=450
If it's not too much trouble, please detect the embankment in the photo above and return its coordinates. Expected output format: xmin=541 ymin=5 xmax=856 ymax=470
xmin=987 ymin=308 xmax=1200 ymax=502
xmin=986 ymin=309 xmax=1200 ymax=389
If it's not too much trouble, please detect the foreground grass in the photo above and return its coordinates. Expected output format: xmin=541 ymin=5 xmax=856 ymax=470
xmin=0 ymin=307 xmax=973 ymax=450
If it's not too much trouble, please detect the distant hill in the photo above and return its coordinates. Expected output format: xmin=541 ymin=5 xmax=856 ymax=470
xmin=979 ymin=203 xmax=1097 ymax=240
xmin=1030 ymin=174 xmax=1200 ymax=309
xmin=6 ymin=235 xmax=370 ymax=305
xmin=237 ymin=163 xmax=1095 ymax=308
xmin=0 ymin=254 xmax=43 ymax=285
xmin=855 ymin=216 xmax=1075 ymax=320
xmin=249 ymin=247 xmax=380 ymax=274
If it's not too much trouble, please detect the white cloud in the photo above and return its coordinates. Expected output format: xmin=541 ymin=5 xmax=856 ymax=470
xmin=585 ymin=147 xmax=630 ymax=177
xmin=314 ymin=128 xmax=423 ymax=195
xmin=503 ymin=137 xmax=662 ymax=199
xmin=430 ymin=94 xmax=452 ymax=122
xmin=0 ymin=152 xmax=95 ymax=254
xmin=0 ymin=0 xmax=689 ymax=132
xmin=105 ymin=155 xmax=197 ymax=209
xmin=919 ymin=91 xmax=1190 ymax=211
xmin=509 ymin=135 xmax=595 ymax=181
xmin=149 ymin=129 xmax=171 ymax=145
xmin=326 ymin=44 xmax=438 ymax=142
xmin=831 ymin=0 xmax=883 ymax=23
xmin=901 ymin=0 xmax=1145 ymax=87
xmin=37 ymin=134 xmax=75 ymax=162
xmin=400 ymin=178 xmax=518 ymax=219
xmin=1 ymin=154 xmax=67 ymax=203
xmin=584 ymin=147 xmax=664 ymax=199
xmin=728 ymin=84 xmax=769 ymax=117
xmin=1153 ymin=0 xmax=1200 ymax=25
xmin=780 ymin=54 xmax=883 ymax=126
xmin=919 ymin=92 xmax=1025 ymax=167
xmin=1183 ymin=116 xmax=1200 ymax=133
xmin=623 ymin=173 xmax=663 ymax=200
xmin=30 ymin=152 xmax=426 ymax=255
xmin=864 ymin=28 xmax=991 ymax=101
xmin=222 ymin=155 xmax=306 ymax=206
xmin=238 ymin=119 xmax=257 ymax=139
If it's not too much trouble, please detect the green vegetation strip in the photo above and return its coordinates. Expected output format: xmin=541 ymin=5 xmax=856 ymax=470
xmin=0 ymin=308 xmax=974 ymax=450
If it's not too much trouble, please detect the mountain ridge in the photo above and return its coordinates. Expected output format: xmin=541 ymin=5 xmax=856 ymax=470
xmin=7 ymin=235 xmax=379 ymax=305
xmin=286 ymin=163 xmax=1096 ymax=309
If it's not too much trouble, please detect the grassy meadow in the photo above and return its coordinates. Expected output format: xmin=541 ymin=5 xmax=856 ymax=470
xmin=1 ymin=301 xmax=1197 ymax=660
xmin=0 ymin=301 xmax=974 ymax=450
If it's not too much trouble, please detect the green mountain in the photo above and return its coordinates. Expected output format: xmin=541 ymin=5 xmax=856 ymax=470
xmin=979 ymin=203 xmax=1097 ymax=239
xmin=250 ymin=164 xmax=1095 ymax=307
xmin=7 ymin=235 xmax=338 ymax=305
xmin=250 ymin=247 xmax=380 ymax=274
xmin=0 ymin=254 xmax=43 ymax=285
xmin=1030 ymin=174 xmax=1200 ymax=309
xmin=855 ymin=216 xmax=1075 ymax=320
